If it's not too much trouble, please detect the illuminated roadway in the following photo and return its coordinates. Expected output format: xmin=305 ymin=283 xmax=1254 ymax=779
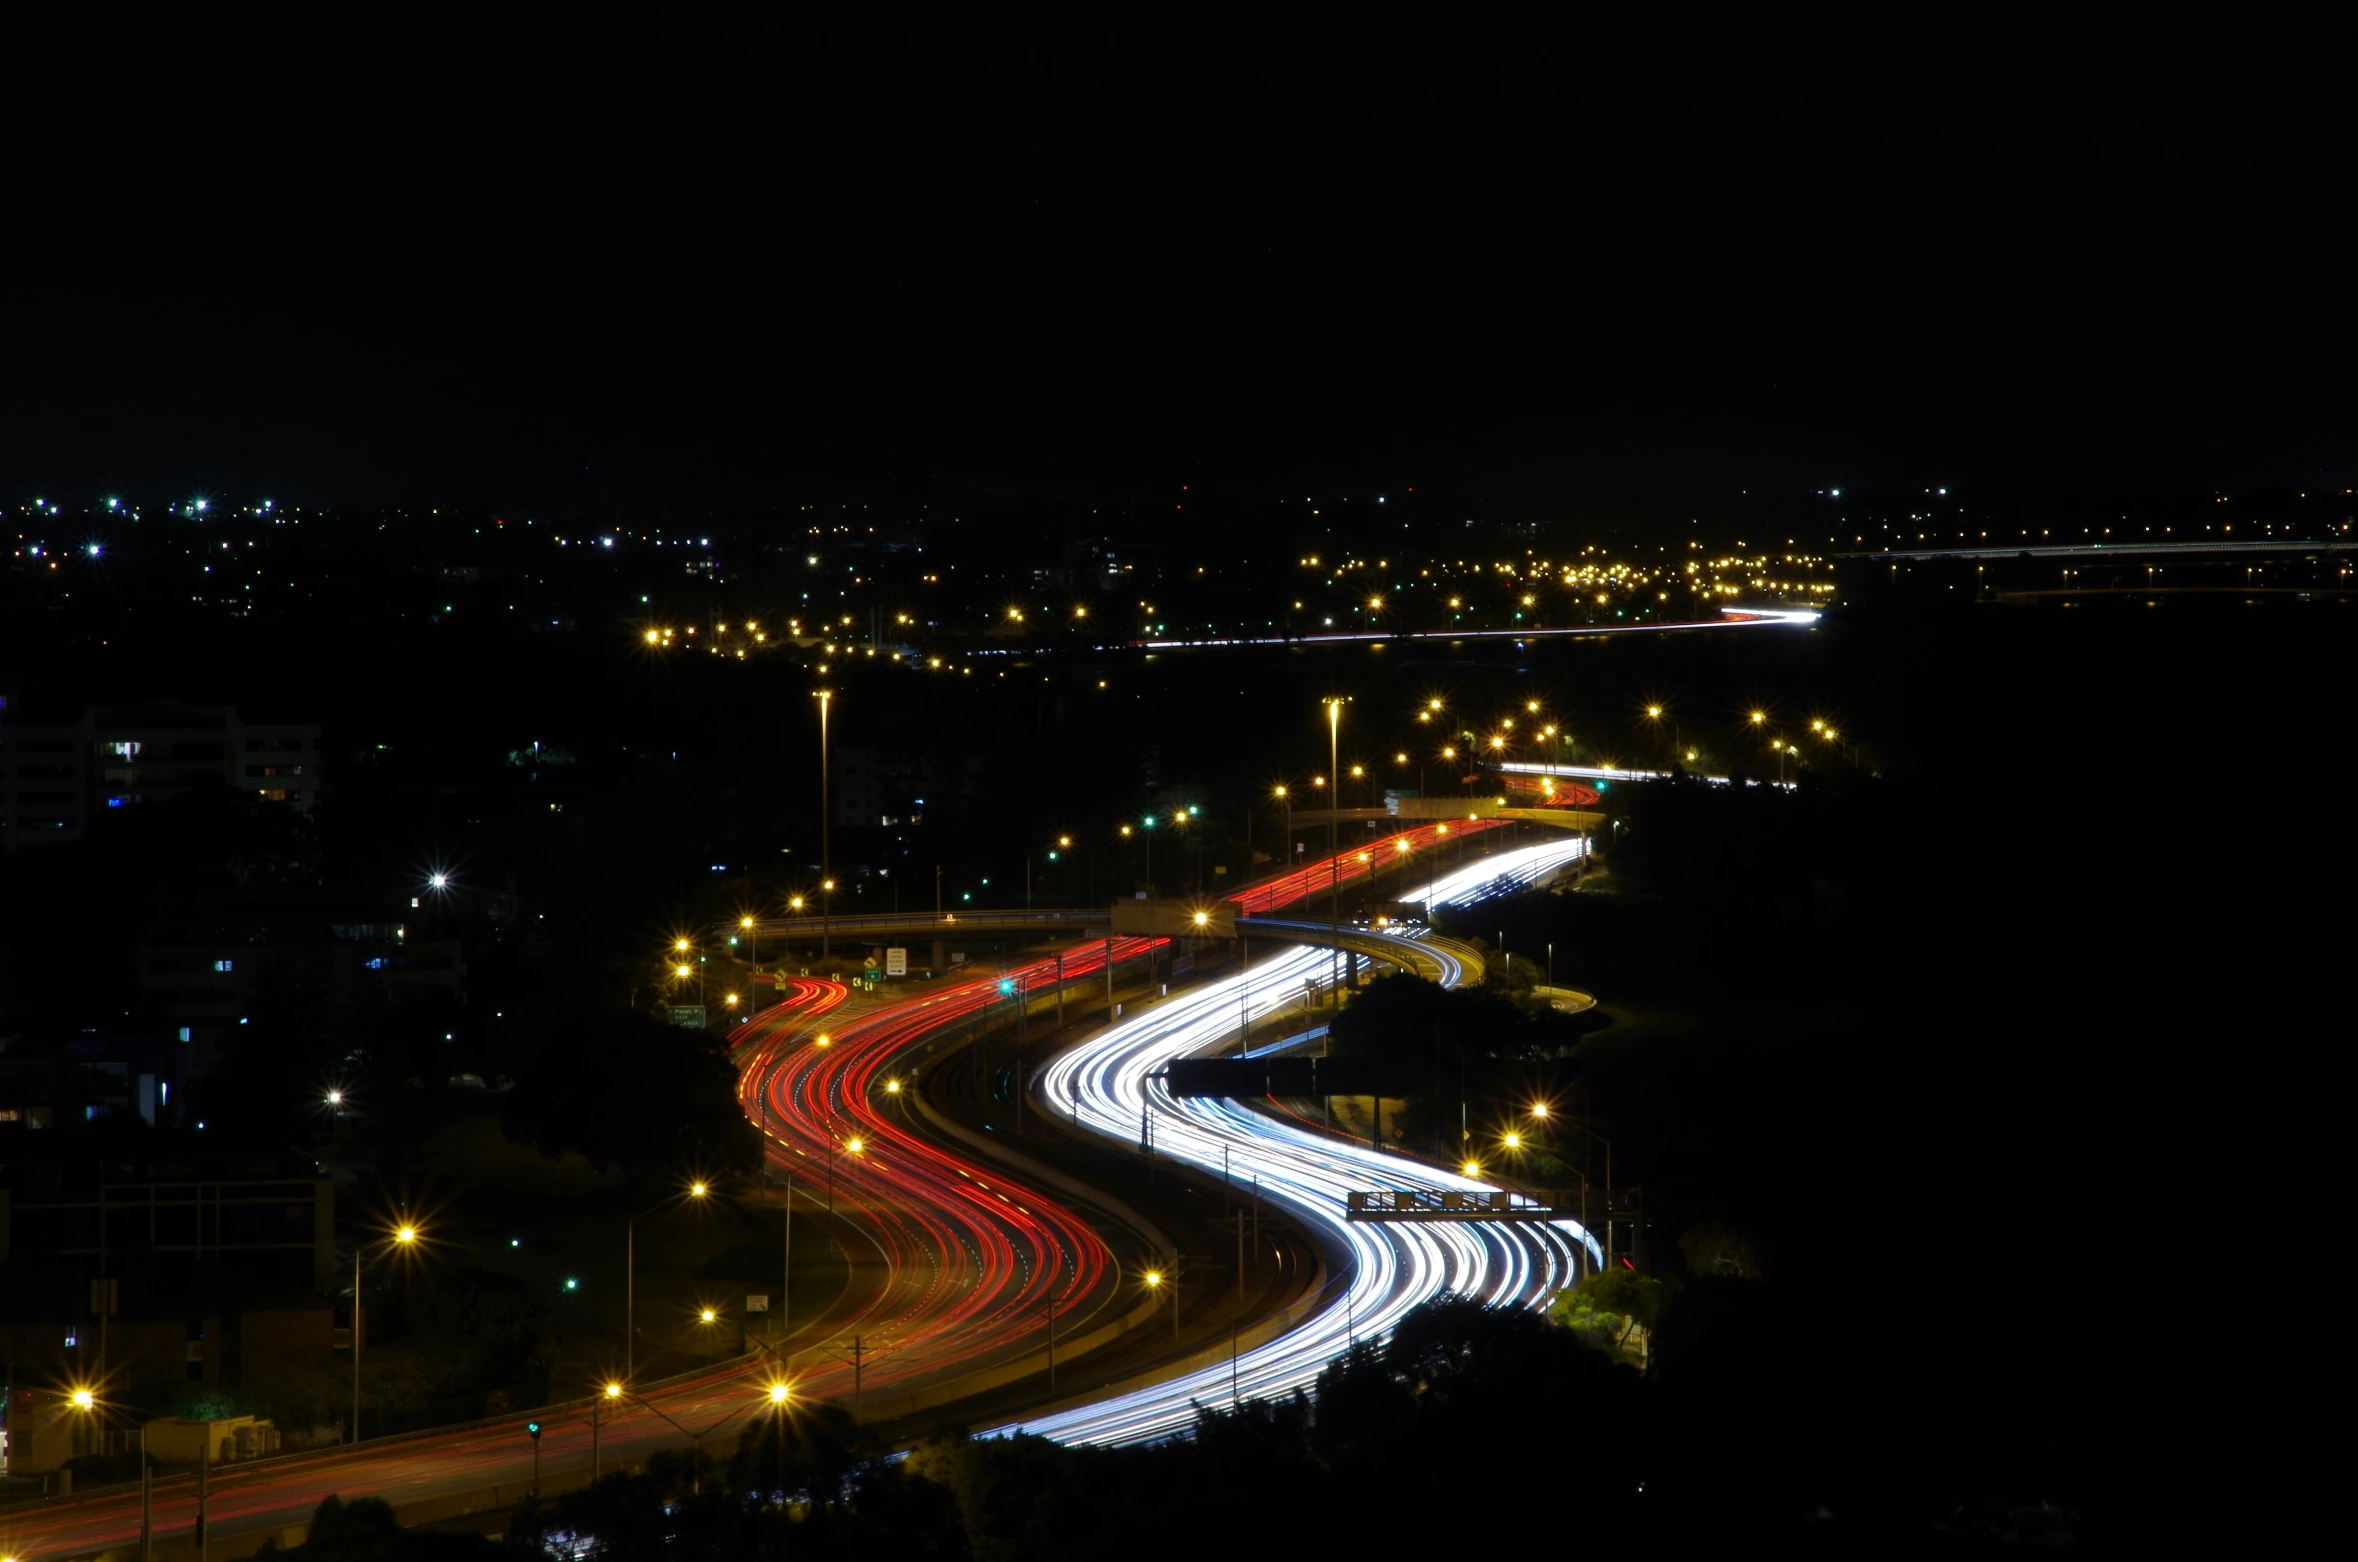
xmin=2 ymin=828 xmax=1590 ymax=1555
xmin=731 ymin=943 xmax=1177 ymax=1408
xmin=991 ymin=836 xmax=1600 ymax=1446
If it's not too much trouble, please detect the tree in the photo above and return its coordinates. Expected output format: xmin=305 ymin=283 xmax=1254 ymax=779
xmin=1552 ymin=1267 xmax=1667 ymax=1363
xmin=499 ymin=1007 xmax=761 ymax=1183
xmin=265 ymin=1493 xmax=502 ymax=1560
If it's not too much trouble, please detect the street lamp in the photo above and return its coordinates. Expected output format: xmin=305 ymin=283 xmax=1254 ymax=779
xmin=1273 ymin=784 xmax=1291 ymax=874
xmin=741 ymin=914 xmax=758 ymax=971
xmin=1142 ymin=1267 xmax=1180 ymax=1342
xmin=815 ymin=689 xmax=833 ymax=960
xmin=351 ymin=1219 xmax=422 ymax=1446
xmin=626 ymin=1180 xmax=712 ymax=1383
xmin=1324 ymin=697 xmax=1344 ymax=1003
xmin=825 ymin=1132 xmax=866 ymax=1249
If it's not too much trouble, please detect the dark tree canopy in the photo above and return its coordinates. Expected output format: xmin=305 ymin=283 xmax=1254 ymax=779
xmin=499 ymin=1008 xmax=761 ymax=1184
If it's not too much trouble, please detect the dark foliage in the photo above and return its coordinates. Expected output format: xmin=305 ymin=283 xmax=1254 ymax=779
xmin=499 ymin=1008 xmax=761 ymax=1184
xmin=265 ymin=1494 xmax=505 ymax=1561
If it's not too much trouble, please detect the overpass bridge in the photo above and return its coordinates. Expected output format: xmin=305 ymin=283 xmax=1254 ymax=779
xmin=754 ymin=809 xmax=1591 ymax=952
xmin=749 ymin=908 xmax=1481 ymax=987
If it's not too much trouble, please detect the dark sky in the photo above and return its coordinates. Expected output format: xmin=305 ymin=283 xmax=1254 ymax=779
xmin=6 ymin=22 xmax=2348 ymax=508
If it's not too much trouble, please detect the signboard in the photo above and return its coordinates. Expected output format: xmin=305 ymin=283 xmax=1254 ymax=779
xmin=666 ymin=1005 xmax=707 ymax=1029
xmin=886 ymin=947 xmax=908 ymax=976
xmin=744 ymin=1294 xmax=769 ymax=1314
xmin=862 ymin=954 xmax=879 ymax=971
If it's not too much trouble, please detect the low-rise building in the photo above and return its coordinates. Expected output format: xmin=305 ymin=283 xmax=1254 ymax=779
xmin=1 ymin=699 xmax=323 ymax=852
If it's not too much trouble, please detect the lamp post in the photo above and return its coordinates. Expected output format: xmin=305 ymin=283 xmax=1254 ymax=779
xmin=816 ymin=689 xmax=832 ymax=960
xmin=351 ymin=1220 xmax=421 ymax=1446
xmin=1273 ymin=784 xmax=1291 ymax=883
xmin=1325 ymin=699 xmax=1343 ymax=1003
xmin=1143 ymin=1265 xmax=1180 ymax=1343
xmin=1532 ymin=1099 xmax=1615 ymax=1269
xmin=65 ymin=1387 xmax=150 ymax=1558
xmin=826 ymin=1133 xmax=865 ymax=1253
xmin=604 ymin=1384 xmax=762 ymax=1498
xmin=594 ymin=1380 xmax=622 ymax=1478
xmin=741 ymin=914 xmax=758 ymax=973
xmin=627 ymin=1181 xmax=711 ymax=1384
xmin=767 ymin=1380 xmax=791 ymax=1492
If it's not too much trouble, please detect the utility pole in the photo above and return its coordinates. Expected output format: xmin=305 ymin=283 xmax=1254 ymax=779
xmin=781 ymin=1170 xmax=793 ymax=1339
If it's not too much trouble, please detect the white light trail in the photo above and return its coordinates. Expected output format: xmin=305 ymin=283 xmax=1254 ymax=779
xmin=995 ymin=838 xmax=1598 ymax=1446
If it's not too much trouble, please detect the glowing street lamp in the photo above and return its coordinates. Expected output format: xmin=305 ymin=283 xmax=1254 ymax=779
xmin=1143 ymin=1266 xmax=1180 ymax=1340
xmin=815 ymin=689 xmax=833 ymax=961
xmin=353 ymin=1219 xmax=423 ymax=1445
xmin=626 ymin=1181 xmax=711 ymax=1382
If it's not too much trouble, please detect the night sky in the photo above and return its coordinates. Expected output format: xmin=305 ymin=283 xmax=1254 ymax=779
xmin=7 ymin=23 xmax=2349 ymax=509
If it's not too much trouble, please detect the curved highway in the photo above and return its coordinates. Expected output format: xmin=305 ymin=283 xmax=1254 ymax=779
xmin=730 ymin=935 xmax=1181 ymax=1407
xmin=997 ymin=836 xmax=1598 ymax=1445
xmin=0 ymin=827 xmax=1589 ymax=1556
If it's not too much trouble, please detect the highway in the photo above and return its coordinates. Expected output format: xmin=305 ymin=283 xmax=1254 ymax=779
xmin=994 ymin=836 xmax=1598 ymax=1446
xmin=2 ymin=827 xmax=1591 ymax=1555
xmin=731 ymin=938 xmax=1177 ymax=1408
xmin=0 ymin=980 xmax=876 ymax=1562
